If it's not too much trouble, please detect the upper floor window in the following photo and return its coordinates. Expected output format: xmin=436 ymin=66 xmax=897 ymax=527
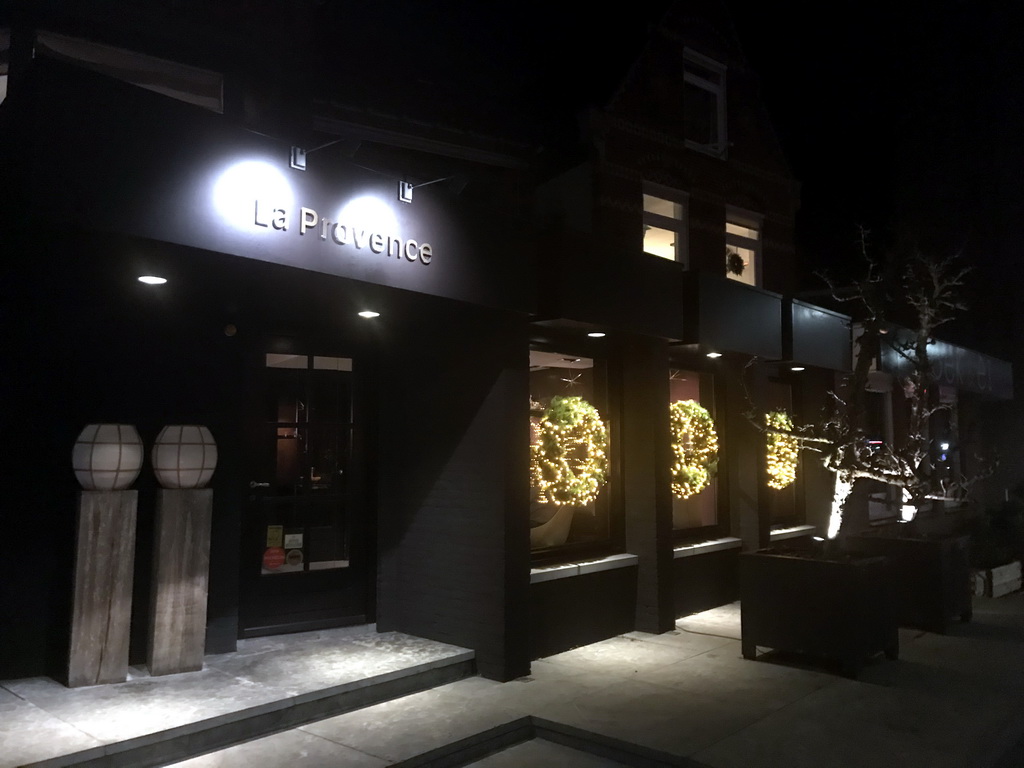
xmin=683 ymin=49 xmax=727 ymax=157
xmin=725 ymin=207 xmax=762 ymax=286
xmin=643 ymin=184 xmax=688 ymax=265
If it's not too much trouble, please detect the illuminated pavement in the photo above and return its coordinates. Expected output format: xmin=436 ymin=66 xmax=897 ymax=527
xmin=3 ymin=594 xmax=1023 ymax=768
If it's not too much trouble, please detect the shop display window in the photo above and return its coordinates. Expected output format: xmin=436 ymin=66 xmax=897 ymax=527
xmin=765 ymin=379 xmax=801 ymax=526
xmin=529 ymin=349 xmax=612 ymax=556
xmin=669 ymin=369 xmax=720 ymax=531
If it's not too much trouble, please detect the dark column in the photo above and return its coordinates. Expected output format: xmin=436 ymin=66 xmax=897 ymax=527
xmin=375 ymin=306 xmax=531 ymax=681
xmin=617 ymin=335 xmax=674 ymax=634
xmin=724 ymin=359 xmax=768 ymax=550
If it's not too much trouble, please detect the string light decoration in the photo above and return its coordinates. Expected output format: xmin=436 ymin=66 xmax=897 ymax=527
xmin=530 ymin=395 xmax=609 ymax=506
xmin=669 ymin=400 xmax=719 ymax=498
xmin=765 ymin=410 xmax=799 ymax=489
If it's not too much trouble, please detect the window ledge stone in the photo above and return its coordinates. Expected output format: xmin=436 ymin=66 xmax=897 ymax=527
xmin=769 ymin=524 xmax=817 ymax=542
xmin=673 ymin=536 xmax=742 ymax=559
xmin=530 ymin=553 xmax=639 ymax=584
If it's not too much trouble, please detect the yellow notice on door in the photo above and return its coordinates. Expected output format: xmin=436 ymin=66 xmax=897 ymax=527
xmin=266 ymin=525 xmax=284 ymax=548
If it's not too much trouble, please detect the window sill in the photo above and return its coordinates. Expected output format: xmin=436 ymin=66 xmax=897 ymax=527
xmin=769 ymin=524 xmax=816 ymax=542
xmin=673 ymin=536 xmax=742 ymax=559
xmin=530 ymin=553 xmax=639 ymax=584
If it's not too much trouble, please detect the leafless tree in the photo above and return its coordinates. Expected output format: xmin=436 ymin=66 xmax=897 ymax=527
xmin=749 ymin=234 xmax=990 ymax=539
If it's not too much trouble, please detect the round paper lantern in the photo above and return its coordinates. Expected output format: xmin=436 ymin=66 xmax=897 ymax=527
xmin=72 ymin=424 xmax=144 ymax=490
xmin=152 ymin=425 xmax=218 ymax=489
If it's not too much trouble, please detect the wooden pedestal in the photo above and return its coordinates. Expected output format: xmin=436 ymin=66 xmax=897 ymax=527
xmin=147 ymin=488 xmax=213 ymax=676
xmin=68 ymin=490 xmax=138 ymax=687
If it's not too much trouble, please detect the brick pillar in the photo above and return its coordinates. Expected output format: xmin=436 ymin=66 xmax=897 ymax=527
xmin=616 ymin=335 xmax=674 ymax=634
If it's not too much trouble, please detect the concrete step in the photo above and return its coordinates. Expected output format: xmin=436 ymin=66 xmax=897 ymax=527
xmin=19 ymin=652 xmax=475 ymax=768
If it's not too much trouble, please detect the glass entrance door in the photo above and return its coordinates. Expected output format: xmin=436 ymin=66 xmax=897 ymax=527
xmin=239 ymin=352 xmax=368 ymax=637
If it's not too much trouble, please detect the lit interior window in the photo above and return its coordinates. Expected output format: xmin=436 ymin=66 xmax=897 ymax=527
xmin=643 ymin=189 xmax=688 ymax=265
xmin=725 ymin=210 xmax=761 ymax=287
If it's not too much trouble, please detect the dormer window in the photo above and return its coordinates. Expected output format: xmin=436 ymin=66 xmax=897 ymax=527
xmin=683 ymin=49 xmax=727 ymax=158
xmin=643 ymin=184 xmax=689 ymax=265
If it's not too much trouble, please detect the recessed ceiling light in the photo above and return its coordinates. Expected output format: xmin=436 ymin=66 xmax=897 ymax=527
xmin=138 ymin=275 xmax=167 ymax=285
xmin=357 ymin=310 xmax=380 ymax=318
xmin=587 ymin=332 xmax=606 ymax=338
xmin=790 ymin=366 xmax=805 ymax=372
xmin=706 ymin=351 xmax=722 ymax=359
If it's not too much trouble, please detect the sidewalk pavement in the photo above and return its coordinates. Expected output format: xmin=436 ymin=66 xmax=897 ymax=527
xmin=3 ymin=594 xmax=1023 ymax=768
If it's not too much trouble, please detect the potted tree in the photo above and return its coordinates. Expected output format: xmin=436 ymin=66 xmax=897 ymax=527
xmin=742 ymin=243 xmax=992 ymax=672
xmin=969 ymin=486 xmax=1024 ymax=597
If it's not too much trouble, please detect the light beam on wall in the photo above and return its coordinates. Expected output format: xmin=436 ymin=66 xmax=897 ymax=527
xmin=212 ymin=159 xmax=295 ymax=231
xmin=336 ymin=195 xmax=399 ymax=237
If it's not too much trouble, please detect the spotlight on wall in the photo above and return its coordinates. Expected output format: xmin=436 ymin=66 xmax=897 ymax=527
xmin=706 ymin=351 xmax=722 ymax=359
xmin=587 ymin=332 xmax=606 ymax=338
xmin=357 ymin=310 xmax=380 ymax=319
xmin=138 ymin=275 xmax=167 ymax=285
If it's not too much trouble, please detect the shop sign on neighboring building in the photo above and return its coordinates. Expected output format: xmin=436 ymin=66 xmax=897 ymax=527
xmin=881 ymin=332 xmax=1013 ymax=399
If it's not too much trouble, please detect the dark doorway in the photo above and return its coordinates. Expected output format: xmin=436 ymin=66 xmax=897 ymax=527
xmin=239 ymin=351 xmax=369 ymax=637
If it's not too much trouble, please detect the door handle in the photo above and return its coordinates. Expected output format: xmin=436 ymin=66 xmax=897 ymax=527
xmin=249 ymin=481 xmax=270 ymax=489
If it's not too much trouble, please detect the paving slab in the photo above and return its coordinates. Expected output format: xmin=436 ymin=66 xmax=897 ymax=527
xmin=167 ymin=728 xmax=388 ymax=768
xmin=300 ymin=686 xmax=527 ymax=764
xmin=0 ymin=686 xmax=103 ymax=768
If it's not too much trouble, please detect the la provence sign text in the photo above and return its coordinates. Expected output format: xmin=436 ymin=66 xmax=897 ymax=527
xmin=254 ymin=200 xmax=434 ymax=265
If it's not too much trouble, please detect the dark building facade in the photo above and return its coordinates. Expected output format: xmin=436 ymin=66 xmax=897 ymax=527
xmin=0 ymin=3 xmax=1011 ymax=685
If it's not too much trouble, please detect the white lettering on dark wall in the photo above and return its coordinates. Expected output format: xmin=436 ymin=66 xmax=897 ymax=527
xmin=253 ymin=200 xmax=433 ymax=265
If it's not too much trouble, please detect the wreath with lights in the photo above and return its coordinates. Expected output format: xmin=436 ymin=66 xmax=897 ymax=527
xmin=669 ymin=400 xmax=719 ymax=498
xmin=765 ymin=410 xmax=799 ymax=489
xmin=530 ymin=396 xmax=609 ymax=506
xmin=726 ymin=250 xmax=746 ymax=276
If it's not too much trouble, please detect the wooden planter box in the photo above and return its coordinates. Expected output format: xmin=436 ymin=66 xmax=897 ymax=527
xmin=844 ymin=530 xmax=972 ymax=633
xmin=974 ymin=561 xmax=1023 ymax=597
xmin=740 ymin=548 xmax=898 ymax=678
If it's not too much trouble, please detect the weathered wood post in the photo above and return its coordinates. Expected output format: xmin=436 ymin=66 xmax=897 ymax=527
xmin=68 ymin=424 xmax=143 ymax=687
xmin=146 ymin=425 xmax=217 ymax=675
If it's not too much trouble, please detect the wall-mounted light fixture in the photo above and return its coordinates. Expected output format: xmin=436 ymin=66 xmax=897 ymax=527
xmin=357 ymin=310 xmax=380 ymax=319
xmin=138 ymin=275 xmax=167 ymax=285
xmin=706 ymin=351 xmax=722 ymax=359
xmin=289 ymin=146 xmax=307 ymax=171
xmin=587 ymin=332 xmax=606 ymax=338
xmin=790 ymin=366 xmax=805 ymax=372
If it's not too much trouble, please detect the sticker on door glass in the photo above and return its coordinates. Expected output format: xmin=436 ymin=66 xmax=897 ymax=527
xmin=262 ymin=545 xmax=303 ymax=574
xmin=262 ymin=546 xmax=285 ymax=572
xmin=266 ymin=525 xmax=284 ymax=548
xmin=284 ymin=533 xmax=303 ymax=549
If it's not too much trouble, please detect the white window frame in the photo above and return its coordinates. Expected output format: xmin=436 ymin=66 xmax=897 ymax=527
xmin=642 ymin=183 xmax=689 ymax=266
xmin=725 ymin=206 xmax=763 ymax=287
xmin=683 ymin=48 xmax=727 ymax=158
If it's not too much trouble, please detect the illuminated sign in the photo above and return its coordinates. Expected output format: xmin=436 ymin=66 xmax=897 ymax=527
xmin=253 ymin=200 xmax=433 ymax=265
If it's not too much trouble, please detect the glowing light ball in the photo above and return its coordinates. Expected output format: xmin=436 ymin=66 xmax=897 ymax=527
xmin=72 ymin=424 xmax=144 ymax=490
xmin=152 ymin=425 xmax=218 ymax=489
